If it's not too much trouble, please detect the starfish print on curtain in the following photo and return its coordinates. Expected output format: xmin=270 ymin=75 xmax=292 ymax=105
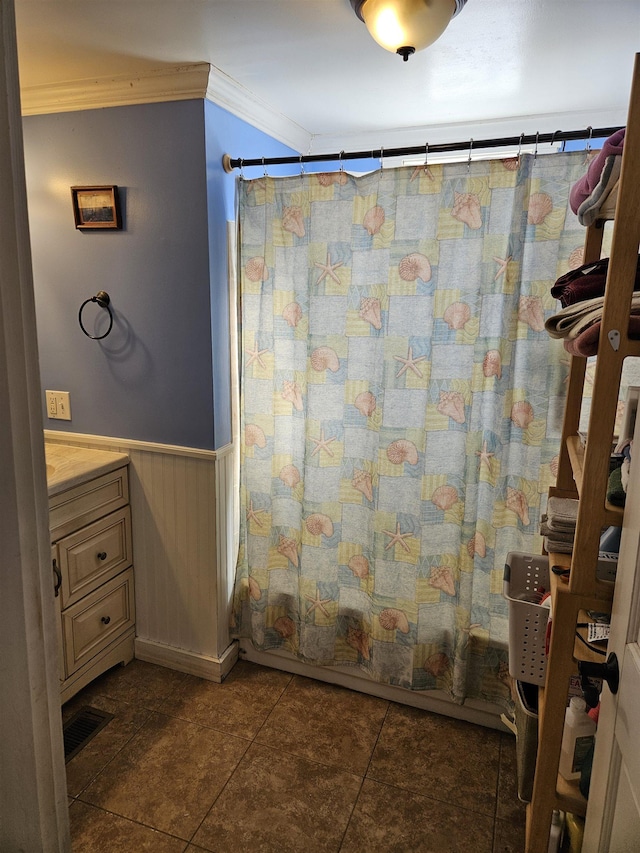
xmin=234 ymin=152 xmax=590 ymax=709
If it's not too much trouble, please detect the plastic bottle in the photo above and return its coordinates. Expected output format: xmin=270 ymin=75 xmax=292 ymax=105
xmin=548 ymin=809 xmax=564 ymax=852
xmin=565 ymin=812 xmax=585 ymax=853
xmin=559 ymin=697 xmax=596 ymax=781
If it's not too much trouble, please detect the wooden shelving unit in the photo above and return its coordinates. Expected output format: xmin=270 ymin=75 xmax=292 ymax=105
xmin=525 ymin=53 xmax=640 ymax=852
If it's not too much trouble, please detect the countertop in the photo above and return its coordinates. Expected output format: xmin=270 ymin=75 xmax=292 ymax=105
xmin=45 ymin=443 xmax=129 ymax=497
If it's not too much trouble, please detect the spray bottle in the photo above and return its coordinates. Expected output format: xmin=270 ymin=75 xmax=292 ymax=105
xmin=559 ymin=697 xmax=596 ymax=781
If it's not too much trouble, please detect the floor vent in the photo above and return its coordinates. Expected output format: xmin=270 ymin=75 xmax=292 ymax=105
xmin=63 ymin=706 xmax=114 ymax=762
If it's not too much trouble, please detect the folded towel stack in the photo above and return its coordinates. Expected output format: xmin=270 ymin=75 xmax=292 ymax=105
xmin=570 ymin=128 xmax=625 ymax=226
xmin=545 ymin=293 xmax=640 ymax=340
xmin=540 ymin=496 xmax=579 ymax=554
xmin=546 ymin=240 xmax=640 ymax=358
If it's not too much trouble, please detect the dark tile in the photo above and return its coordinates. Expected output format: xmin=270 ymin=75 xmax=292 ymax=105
xmin=193 ymin=742 xmax=362 ymax=852
xmin=340 ymin=778 xmax=494 ymax=853
xmin=255 ymin=675 xmax=388 ymax=775
xmin=69 ymin=800 xmax=187 ymax=852
xmin=72 ymin=659 xmax=189 ymax=711
xmin=160 ymin=660 xmax=292 ymax=738
xmin=497 ymin=733 xmax=529 ymax=824
xmin=81 ymin=712 xmax=248 ymax=840
xmin=493 ymin=817 xmax=527 ymax=853
xmin=367 ymin=702 xmax=501 ymax=817
xmin=64 ymin=694 xmax=151 ymax=797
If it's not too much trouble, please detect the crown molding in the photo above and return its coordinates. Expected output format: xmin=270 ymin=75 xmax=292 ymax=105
xmin=205 ymin=64 xmax=311 ymax=154
xmin=21 ymin=61 xmax=617 ymax=163
xmin=20 ymin=59 xmax=313 ymax=154
xmin=20 ymin=62 xmax=212 ymax=116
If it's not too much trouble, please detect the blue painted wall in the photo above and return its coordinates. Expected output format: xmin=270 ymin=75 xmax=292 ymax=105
xmin=23 ymin=98 xmax=296 ymax=450
xmin=203 ymin=101 xmax=299 ymax=446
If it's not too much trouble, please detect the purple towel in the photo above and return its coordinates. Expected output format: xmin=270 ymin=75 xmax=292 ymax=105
xmin=569 ymin=129 xmax=625 ymax=214
xmin=551 ymin=256 xmax=640 ymax=307
xmin=563 ymin=315 xmax=640 ymax=357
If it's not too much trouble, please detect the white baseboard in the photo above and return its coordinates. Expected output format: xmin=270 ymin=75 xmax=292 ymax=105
xmin=239 ymin=640 xmax=508 ymax=732
xmin=135 ymin=637 xmax=238 ymax=683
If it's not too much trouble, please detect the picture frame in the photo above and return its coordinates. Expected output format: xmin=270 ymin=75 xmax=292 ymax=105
xmin=71 ymin=185 xmax=121 ymax=230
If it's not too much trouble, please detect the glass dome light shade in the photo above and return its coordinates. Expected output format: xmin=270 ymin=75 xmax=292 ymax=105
xmin=359 ymin=0 xmax=456 ymax=55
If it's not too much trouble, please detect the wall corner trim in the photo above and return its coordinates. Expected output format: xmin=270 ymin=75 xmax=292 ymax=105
xmin=20 ymin=62 xmax=212 ymax=116
xmin=135 ymin=637 xmax=239 ymax=683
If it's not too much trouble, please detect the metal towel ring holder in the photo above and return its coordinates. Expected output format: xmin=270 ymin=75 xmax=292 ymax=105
xmin=78 ymin=290 xmax=113 ymax=340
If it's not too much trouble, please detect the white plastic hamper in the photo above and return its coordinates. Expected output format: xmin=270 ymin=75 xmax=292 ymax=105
xmin=503 ymin=552 xmax=551 ymax=686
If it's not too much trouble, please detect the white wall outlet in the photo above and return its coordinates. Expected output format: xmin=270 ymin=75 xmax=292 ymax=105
xmin=45 ymin=390 xmax=71 ymax=421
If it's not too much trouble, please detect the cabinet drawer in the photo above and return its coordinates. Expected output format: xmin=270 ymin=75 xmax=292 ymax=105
xmin=58 ymin=507 xmax=132 ymax=608
xmin=49 ymin=466 xmax=129 ymax=541
xmin=62 ymin=568 xmax=135 ymax=676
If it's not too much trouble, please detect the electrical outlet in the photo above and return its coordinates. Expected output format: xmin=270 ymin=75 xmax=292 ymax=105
xmin=45 ymin=390 xmax=71 ymax=421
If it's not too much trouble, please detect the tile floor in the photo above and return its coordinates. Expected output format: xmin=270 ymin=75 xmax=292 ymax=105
xmin=63 ymin=658 xmax=526 ymax=852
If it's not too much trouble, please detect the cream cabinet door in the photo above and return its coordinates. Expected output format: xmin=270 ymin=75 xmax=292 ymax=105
xmin=583 ymin=425 xmax=640 ymax=852
xmin=606 ymin=645 xmax=640 ymax=852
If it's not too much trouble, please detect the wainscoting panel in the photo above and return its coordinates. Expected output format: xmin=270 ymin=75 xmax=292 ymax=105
xmin=44 ymin=431 xmax=237 ymax=680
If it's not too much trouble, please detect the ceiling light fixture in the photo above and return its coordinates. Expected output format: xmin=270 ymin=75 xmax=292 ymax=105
xmin=350 ymin=0 xmax=469 ymax=61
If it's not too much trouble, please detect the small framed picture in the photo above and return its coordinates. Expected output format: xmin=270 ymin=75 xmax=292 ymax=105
xmin=71 ymin=185 xmax=121 ymax=229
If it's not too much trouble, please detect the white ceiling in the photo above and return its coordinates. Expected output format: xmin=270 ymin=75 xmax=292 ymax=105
xmin=13 ymin=1 xmax=640 ymax=155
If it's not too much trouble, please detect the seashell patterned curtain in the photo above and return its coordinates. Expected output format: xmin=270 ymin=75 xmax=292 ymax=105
xmin=232 ymin=152 xmax=589 ymax=708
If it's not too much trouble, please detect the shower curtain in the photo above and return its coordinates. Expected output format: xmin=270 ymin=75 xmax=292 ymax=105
xmin=232 ymin=152 xmax=588 ymax=707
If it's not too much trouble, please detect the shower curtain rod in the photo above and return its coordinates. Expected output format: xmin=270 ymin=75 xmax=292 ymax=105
xmin=222 ymin=125 xmax=623 ymax=173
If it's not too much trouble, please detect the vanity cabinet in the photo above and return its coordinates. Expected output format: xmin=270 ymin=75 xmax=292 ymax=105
xmin=50 ymin=463 xmax=135 ymax=703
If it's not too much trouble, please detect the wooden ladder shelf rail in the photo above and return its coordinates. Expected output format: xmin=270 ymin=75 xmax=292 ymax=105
xmin=526 ymin=51 xmax=640 ymax=853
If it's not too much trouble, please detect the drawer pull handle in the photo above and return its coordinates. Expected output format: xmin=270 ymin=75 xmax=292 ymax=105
xmin=97 ymin=551 xmax=108 ymax=561
xmin=53 ymin=559 xmax=62 ymax=597
xmin=101 ymin=616 xmax=111 ymax=625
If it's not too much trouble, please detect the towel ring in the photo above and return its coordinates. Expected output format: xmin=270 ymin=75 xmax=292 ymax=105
xmin=78 ymin=291 xmax=113 ymax=340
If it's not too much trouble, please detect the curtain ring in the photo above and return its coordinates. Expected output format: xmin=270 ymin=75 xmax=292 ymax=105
xmin=534 ymin=131 xmax=539 ymax=160
xmin=424 ymin=142 xmax=429 ymax=171
xmin=549 ymin=129 xmax=560 ymax=149
xmin=467 ymin=138 xmax=473 ymax=172
xmin=379 ymin=146 xmax=384 ymax=170
xmin=239 ymin=158 xmax=245 ymax=180
xmin=299 ymin=154 xmax=305 ymax=177
xmin=517 ymin=133 xmax=524 ymax=163
xmin=78 ymin=291 xmax=113 ymax=340
xmin=339 ymin=150 xmax=344 ymax=172
xmin=586 ymin=126 xmax=593 ymax=153
xmin=262 ymin=156 xmax=268 ymax=177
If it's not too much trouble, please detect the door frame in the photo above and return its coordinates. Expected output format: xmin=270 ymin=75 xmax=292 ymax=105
xmin=0 ymin=1 xmax=70 ymax=849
